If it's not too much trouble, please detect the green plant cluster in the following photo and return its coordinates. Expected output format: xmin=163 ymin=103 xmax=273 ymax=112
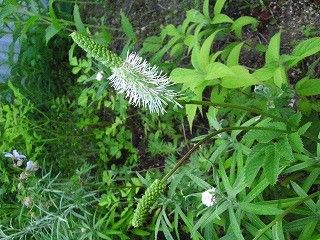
xmin=0 ymin=0 xmax=320 ymax=239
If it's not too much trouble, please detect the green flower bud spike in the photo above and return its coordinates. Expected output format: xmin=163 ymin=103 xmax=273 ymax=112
xmin=70 ymin=32 xmax=123 ymax=68
xmin=132 ymin=179 xmax=165 ymax=228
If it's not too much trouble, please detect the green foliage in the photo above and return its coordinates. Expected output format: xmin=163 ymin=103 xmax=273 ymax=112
xmin=1 ymin=0 xmax=320 ymax=240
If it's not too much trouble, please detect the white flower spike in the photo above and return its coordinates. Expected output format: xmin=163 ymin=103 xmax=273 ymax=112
xmin=201 ymin=187 xmax=217 ymax=207
xmin=108 ymin=52 xmax=181 ymax=114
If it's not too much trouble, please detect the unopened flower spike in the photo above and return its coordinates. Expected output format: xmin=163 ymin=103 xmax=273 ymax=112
xmin=71 ymin=32 xmax=181 ymax=114
xmin=132 ymin=179 xmax=165 ymax=228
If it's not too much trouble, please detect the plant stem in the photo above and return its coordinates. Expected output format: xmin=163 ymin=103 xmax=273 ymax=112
xmin=162 ymin=126 xmax=291 ymax=182
xmin=253 ymin=190 xmax=320 ymax=240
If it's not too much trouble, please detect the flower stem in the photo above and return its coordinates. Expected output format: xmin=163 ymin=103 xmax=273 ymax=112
xmin=162 ymin=126 xmax=291 ymax=182
xmin=253 ymin=190 xmax=320 ymax=240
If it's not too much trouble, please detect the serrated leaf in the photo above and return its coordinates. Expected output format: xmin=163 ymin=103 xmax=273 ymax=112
xmin=273 ymin=66 xmax=287 ymax=87
xmin=211 ymin=14 xmax=234 ymax=24
xmin=287 ymin=37 xmax=320 ymax=68
xmin=276 ymin=137 xmax=293 ymax=162
xmin=73 ymin=4 xmax=86 ymax=33
xmin=296 ymin=78 xmax=320 ymax=96
xmin=288 ymin=132 xmax=304 ymax=153
xmin=239 ymin=202 xmax=283 ymax=215
xmin=253 ymin=67 xmax=275 ymax=82
xmin=45 ymin=24 xmax=60 ymax=44
xmin=266 ymin=32 xmax=281 ymax=65
xmin=228 ymin=207 xmax=245 ymax=240
xmin=120 ymin=10 xmax=137 ymax=42
xmin=214 ymin=0 xmax=227 ymax=16
xmin=199 ymin=30 xmax=222 ymax=70
xmin=244 ymin=178 xmax=269 ymax=203
xmin=186 ymin=9 xmax=209 ymax=24
xmin=232 ymin=16 xmax=258 ymax=38
xmin=244 ymin=144 xmax=267 ymax=184
xmin=227 ymin=42 xmax=244 ymax=67
xmin=205 ymin=62 xmax=234 ymax=80
xmin=220 ymin=65 xmax=260 ymax=88
xmin=263 ymin=144 xmax=280 ymax=185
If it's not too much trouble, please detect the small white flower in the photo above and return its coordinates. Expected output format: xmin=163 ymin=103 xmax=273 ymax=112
xmin=25 ymin=160 xmax=39 ymax=172
xmin=201 ymin=188 xmax=217 ymax=207
xmin=22 ymin=196 xmax=33 ymax=208
xmin=108 ymin=52 xmax=181 ymax=114
xmin=96 ymin=71 xmax=104 ymax=81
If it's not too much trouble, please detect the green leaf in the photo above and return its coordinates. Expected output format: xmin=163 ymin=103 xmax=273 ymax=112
xmin=228 ymin=207 xmax=245 ymax=240
xmin=214 ymin=0 xmax=227 ymax=16
xmin=272 ymin=221 xmax=285 ymax=240
xmin=220 ymin=65 xmax=260 ymax=88
xmin=296 ymin=78 xmax=320 ymax=96
xmin=286 ymin=37 xmax=320 ymax=68
xmin=276 ymin=137 xmax=293 ymax=162
xmin=141 ymin=36 xmax=162 ymax=53
xmin=131 ymin=229 xmax=151 ymax=236
xmin=0 ymin=4 xmax=17 ymax=21
xmin=244 ymin=178 xmax=269 ymax=203
xmin=253 ymin=67 xmax=275 ymax=82
xmin=199 ymin=30 xmax=222 ymax=70
xmin=49 ymin=0 xmax=61 ymax=29
xmin=273 ymin=66 xmax=288 ymax=87
xmin=239 ymin=202 xmax=283 ymax=215
xmin=231 ymin=16 xmax=258 ymax=38
xmin=203 ymin=0 xmax=210 ymax=18
xmin=73 ymin=4 xmax=86 ymax=33
xmin=192 ymin=201 xmax=229 ymax=235
xmin=227 ymin=42 xmax=244 ymax=67
xmin=288 ymin=132 xmax=304 ymax=153
xmin=244 ymin=144 xmax=267 ymax=184
xmin=170 ymin=68 xmax=205 ymax=90
xmin=120 ymin=10 xmax=137 ymax=42
xmin=265 ymin=32 xmax=281 ymax=65
xmin=45 ymin=24 xmax=60 ymax=44
xmin=263 ymin=144 xmax=280 ymax=185
xmin=211 ymin=14 xmax=234 ymax=24
xmin=205 ymin=62 xmax=234 ymax=80
xmin=186 ymin=9 xmax=209 ymax=24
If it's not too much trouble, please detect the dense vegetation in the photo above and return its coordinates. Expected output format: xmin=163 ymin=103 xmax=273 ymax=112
xmin=0 ymin=0 xmax=320 ymax=239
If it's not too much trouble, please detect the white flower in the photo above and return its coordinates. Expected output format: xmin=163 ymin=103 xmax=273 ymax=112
xmin=4 ymin=150 xmax=26 ymax=161
xmin=25 ymin=160 xmax=39 ymax=172
xmin=108 ymin=52 xmax=181 ymax=114
xmin=96 ymin=71 xmax=104 ymax=81
xmin=201 ymin=188 xmax=217 ymax=207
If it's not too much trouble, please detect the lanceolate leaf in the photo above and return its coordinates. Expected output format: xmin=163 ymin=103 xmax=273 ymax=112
xmin=214 ymin=0 xmax=227 ymax=16
xmin=232 ymin=16 xmax=258 ymax=38
xmin=265 ymin=32 xmax=281 ymax=65
xmin=286 ymin=37 xmax=320 ymax=68
xmin=263 ymin=144 xmax=280 ymax=185
xmin=296 ymin=78 xmax=320 ymax=96
xmin=227 ymin=42 xmax=244 ymax=67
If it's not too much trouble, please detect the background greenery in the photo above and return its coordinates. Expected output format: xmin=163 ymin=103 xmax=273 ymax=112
xmin=0 ymin=0 xmax=319 ymax=239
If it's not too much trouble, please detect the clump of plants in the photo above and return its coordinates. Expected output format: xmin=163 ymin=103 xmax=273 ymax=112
xmin=0 ymin=0 xmax=320 ymax=239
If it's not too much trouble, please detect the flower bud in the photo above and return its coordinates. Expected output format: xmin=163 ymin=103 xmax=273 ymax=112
xmin=132 ymin=179 xmax=165 ymax=228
